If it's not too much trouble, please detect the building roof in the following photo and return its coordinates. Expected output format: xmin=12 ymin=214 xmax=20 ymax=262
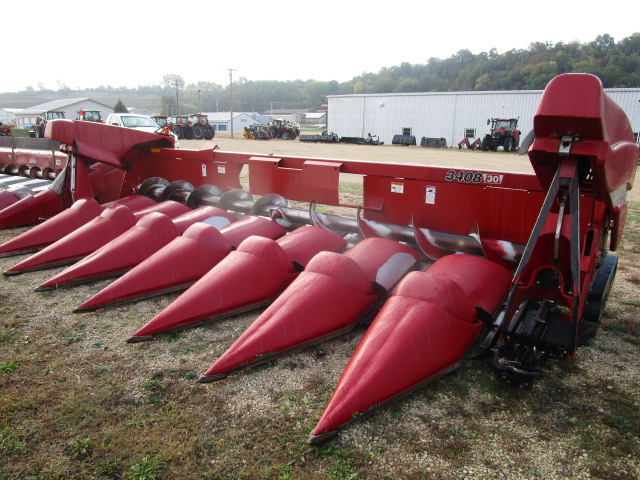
xmin=22 ymin=97 xmax=113 ymax=113
xmin=304 ymin=112 xmax=326 ymax=119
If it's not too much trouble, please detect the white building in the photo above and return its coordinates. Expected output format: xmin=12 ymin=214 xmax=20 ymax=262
xmin=0 ymin=108 xmax=21 ymax=126
xmin=303 ymin=112 xmax=327 ymax=126
xmin=204 ymin=112 xmax=260 ymax=132
xmin=327 ymin=88 xmax=640 ymax=147
xmin=13 ymin=98 xmax=114 ymax=129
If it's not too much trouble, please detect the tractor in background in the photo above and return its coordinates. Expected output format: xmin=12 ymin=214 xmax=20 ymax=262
xmin=188 ymin=114 xmax=215 ymax=140
xmin=31 ymin=111 xmax=65 ymax=138
xmin=266 ymin=119 xmax=299 ymax=140
xmin=76 ymin=110 xmax=104 ymax=123
xmin=481 ymin=118 xmax=521 ymax=152
xmin=171 ymin=115 xmax=192 ymax=140
xmin=151 ymin=115 xmax=173 ymax=135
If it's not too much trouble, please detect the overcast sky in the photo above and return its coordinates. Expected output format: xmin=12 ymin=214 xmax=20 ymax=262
xmin=2 ymin=0 xmax=637 ymax=93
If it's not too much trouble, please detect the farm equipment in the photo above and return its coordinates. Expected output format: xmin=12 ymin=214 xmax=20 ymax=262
xmin=243 ymin=124 xmax=271 ymax=140
xmin=457 ymin=137 xmax=482 ymax=149
xmin=0 ymin=74 xmax=636 ymax=445
xmin=171 ymin=115 xmax=192 ymax=139
xmin=76 ymin=109 xmax=103 ymax=122
xmin=482 ymin=117 xmax=521 ymax=152
xmin=391 ymin=134 xmax=417 ymax=146
xmin=0 ymin=123 xmax=12 ymax=136
xmin=421 ymin=137 xmax=447 ymax=148
xmin=299 ymin=131 xmax=339 ymax=143
xmin=266 ymin=119 xmax=299 ymax=140
xmin=31 ymin=110 xmax=65 ymax=138
xmin=188 ymin=113 xmax=215 ymax=140
xmin=151 ymin=115 xmax=172 ymax=135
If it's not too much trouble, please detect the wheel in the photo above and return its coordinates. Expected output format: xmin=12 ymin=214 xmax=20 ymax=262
xmin=204 ymin=128 xmax=215 ymax=140
xmin=282 ymin=131 xmax=290 ymax=140
xmin=503 ymin=137 xmax=513 ymax=152
xmin=173 ymin=125 xmax=183 ymax=139
xmin=481 ymin=136 xmax=491 ymax=151
xmin=192 ymin=124 xmax=204 ymax=140
xmin=184 ymin=128 xmax=193 ymax=140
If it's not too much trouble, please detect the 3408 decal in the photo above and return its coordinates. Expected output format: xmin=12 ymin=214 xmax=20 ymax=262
xmin=444 ymin=170 xmax=503 ymax=184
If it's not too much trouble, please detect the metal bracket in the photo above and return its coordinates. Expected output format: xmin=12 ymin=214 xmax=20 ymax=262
xmin=558 ymin=135 xmax=579 ymax=155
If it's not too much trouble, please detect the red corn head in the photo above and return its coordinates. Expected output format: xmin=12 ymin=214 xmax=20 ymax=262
xmin=3 ymin=199 xmax=208 ymax=275
xmin=0 ymin=188 xmax=66 ymax=230
xmin=308 ymin=254 xmax=512 ymax=444
xmin=199 ymin=237 xmax=419 ymax=382
xmin=0 ymin=196 xmax=102 ymax=257
xmin=127 ymin=225 xmax=346 ymax=342
xmin=34 ymin=204 xmax=232 ymax=290
xmin=36 ymin=212 xmax=178 ymax=290
xmin=0 ymin=189 xmax=23 ymax=210
xmin=75 ymin=216 xmax=285 ymax=312
xmin=0 ymin=194 xmax=158 ymax=259
xmin=131 ymin=199 xmax=191 ymax=220
xmin=4 ymin=204 xmax=137 ymax=275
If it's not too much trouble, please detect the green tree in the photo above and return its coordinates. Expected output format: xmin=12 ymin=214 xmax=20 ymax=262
xmin=113 ymin=99 xmax=128 ymax=113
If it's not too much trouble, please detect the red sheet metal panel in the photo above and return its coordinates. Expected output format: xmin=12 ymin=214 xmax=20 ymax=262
xmin=363 ymin=175 xmax=544 ymax=245
xmin=248 ymin=156 xmax=342 ymax=204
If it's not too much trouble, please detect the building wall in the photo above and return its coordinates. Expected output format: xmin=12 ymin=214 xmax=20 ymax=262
xmin=14 ymin=99 xmax=114 ymax=129
xmin=327 ymin=89 xmax=640 ymax=147
xmin=208 ymin=113 xmax=260 ymax=132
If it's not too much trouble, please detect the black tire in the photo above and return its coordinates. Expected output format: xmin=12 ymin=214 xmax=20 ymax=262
xmin=204 ymin=128 xmax=215 ymax=140
xmin=282 ymin=131 xmax=290 ymax=140
xmin=184 ymin=128 xmax=193 ymax=140
xmin=503 ymin=137 xmax=513 ymax=152
xmin=481 ymin=136 xmax=491 ymax=151
xmin=192 ymin=124 xmax=204 ymax=140
xmin=173 ymin=125 xmax=183 ymax=139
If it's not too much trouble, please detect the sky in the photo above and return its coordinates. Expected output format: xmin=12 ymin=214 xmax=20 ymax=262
xmin=2 ymin=0 xmax=638 ymax=93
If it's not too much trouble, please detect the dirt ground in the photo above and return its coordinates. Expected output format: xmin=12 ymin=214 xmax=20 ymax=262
xmin=0 ymin=137 xmax=638 ymax=480
xmin=185 ymin=131 xmax=537 ymax=175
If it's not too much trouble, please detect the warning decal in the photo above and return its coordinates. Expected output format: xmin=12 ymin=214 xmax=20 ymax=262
xmin=391 ymin=182 xmax=404 ymax=194
xmin=425 ymin=186 xmax=436 ymax=204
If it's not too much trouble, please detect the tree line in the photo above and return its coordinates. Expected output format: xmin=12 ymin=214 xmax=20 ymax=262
xmin=5 ymin=33 xmax=638 ymax=115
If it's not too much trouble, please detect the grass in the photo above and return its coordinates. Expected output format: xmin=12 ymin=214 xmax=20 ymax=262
xmin=0 ymin=167 xmax=638 ymax=479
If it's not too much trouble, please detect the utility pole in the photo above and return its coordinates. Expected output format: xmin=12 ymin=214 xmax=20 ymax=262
xmin=172 ymin=80 xmax=183 ymax=116
xmin=225 ymin=68 xmax=237 ymax=138
xmin=198 ymin=90 xmax=201 ymax=113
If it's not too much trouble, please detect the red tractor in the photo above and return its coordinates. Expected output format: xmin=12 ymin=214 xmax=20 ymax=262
xmin=481 ymin=118 xmax=521 ymax=152
xmin=31 ymin=110 xmax=65 ymax=138
xmin=76 ymin=109 xmax=104 ymax=123
xmin=151 ymin=115 xmax=173 ymax=135
xmin=171 ymin=115 xmax=192 ymax=139
xmin=0 ymin=122 xmax=12 ymax=136
xmin=266 ymin=119 xmax=299 ymax=140
xmin=188 ymin=113 xmax=215 ymax=140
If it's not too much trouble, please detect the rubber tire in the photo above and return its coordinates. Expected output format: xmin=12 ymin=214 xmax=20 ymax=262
xmin=192 ymin=124 xmax=204 ymax=140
